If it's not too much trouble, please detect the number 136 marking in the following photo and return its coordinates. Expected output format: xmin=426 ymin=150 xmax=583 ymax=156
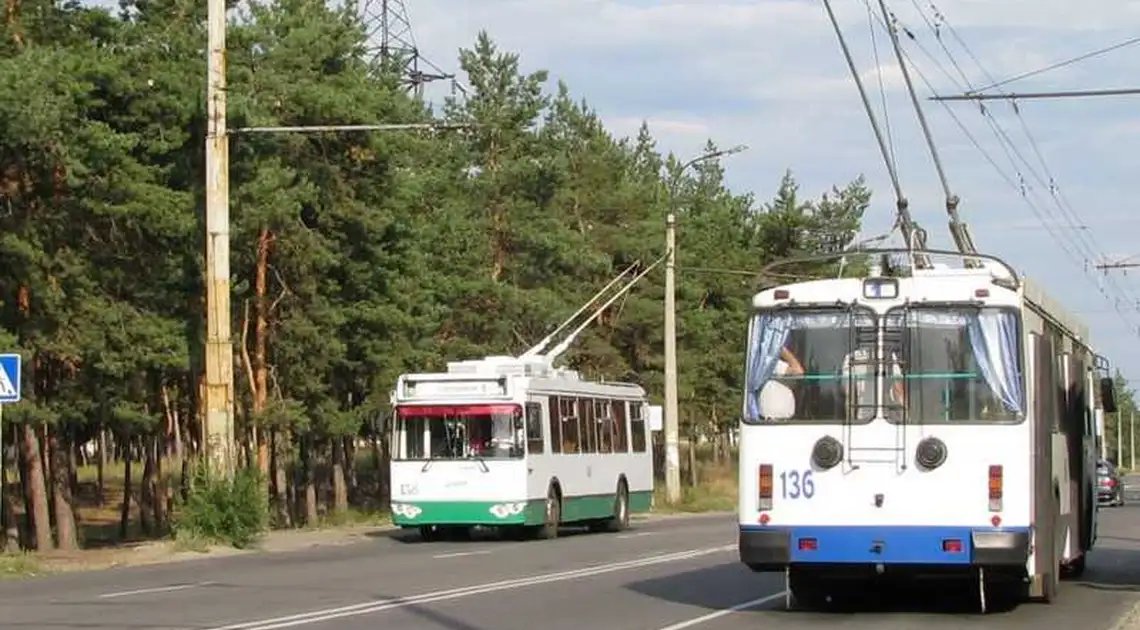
xmin=779 ymin=469 xmax=815 ymax=499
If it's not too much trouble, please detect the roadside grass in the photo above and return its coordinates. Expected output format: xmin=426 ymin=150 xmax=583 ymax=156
xmin=0 ymin=553 xmax=47 ymax=579
xmin=652 ymin=446 xmax=738 ymax=514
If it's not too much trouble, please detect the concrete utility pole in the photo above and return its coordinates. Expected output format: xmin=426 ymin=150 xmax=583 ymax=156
xmin=204 ymin=0 xmax=235 ymax=478
xmin=1131 ymin=410 xmax=1135 ymax=470
xmin=663 ymin=144 xmax=748 ymax=505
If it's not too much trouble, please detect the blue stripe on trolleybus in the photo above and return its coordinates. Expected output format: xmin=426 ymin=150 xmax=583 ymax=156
xmin=740 ymin=525 xmax=1031 ymax=565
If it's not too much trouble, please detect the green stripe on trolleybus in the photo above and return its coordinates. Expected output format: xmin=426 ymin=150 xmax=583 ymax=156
xmin=391 ymin=491 xmax=653 ymax=527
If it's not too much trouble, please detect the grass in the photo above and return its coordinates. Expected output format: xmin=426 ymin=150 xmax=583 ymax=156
xmin=0 ymin=553 xmax=46 ymax=580
xmin=652 ymin=457 xmax=738 ymax=514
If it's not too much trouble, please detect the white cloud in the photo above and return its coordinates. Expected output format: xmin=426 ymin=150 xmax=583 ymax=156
xmin=403 ymin=0 xmax=1140 ymax=378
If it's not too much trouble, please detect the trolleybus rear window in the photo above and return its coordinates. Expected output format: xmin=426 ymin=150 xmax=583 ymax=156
xmin=743 ymin=308 xmax=877 ymax=424
xmin=886 ymin=307 xmax=1025 ymax=424
xmin=393 ymin=404 xmax=525 ymax=459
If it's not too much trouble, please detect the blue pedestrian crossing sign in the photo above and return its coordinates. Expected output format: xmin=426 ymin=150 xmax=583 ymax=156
xmin=0 ymin=353 xmax=21 ymax=403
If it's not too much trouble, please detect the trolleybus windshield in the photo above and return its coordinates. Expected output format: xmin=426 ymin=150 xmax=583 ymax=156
xmin=393 ymin=404 xmax=525 ymax=460
xmin=886 ymin=306 xmax=1025 ymax=424
xmin=743 ymin=307 xmax=877 ymax=424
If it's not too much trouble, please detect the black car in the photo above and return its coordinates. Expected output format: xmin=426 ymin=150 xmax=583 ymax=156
xmin=1097 ymin=460 xmax=1125 ymax=507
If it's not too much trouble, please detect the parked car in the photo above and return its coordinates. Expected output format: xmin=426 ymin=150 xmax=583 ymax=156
xmin=1098 ymin=459 xmax=1125 ymax=507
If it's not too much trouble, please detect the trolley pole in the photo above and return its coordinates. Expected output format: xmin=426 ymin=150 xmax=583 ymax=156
xmin=203 ymin=0 xmax=236 ymax=478
xmin=663 ymin=213 xmax=680 ymax=505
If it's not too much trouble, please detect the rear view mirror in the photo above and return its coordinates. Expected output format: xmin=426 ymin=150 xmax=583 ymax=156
xmin=1100 ymin=377 xmax=1117 ymax=414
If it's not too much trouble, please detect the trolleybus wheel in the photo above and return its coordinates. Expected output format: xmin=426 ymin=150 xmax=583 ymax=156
xmin=419 ymin=525 xmax=440 ymax=542
xmin=535 ymin=487 xmax=561 ymax=540
xmin=1061 ymin=553 xmax=1086 ymax=580
xmin=603 ymin=482 xmax=630 ymax=533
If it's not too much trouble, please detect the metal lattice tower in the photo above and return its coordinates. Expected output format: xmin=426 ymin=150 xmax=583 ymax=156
xmin=360 ymin=0 xmax=455 ymax=98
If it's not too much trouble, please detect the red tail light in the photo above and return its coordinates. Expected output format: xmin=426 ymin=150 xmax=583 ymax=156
xmin=758 ymin=464 xmax=773 ymax=510
xmin=798 ymin=537 xmax=817 ymax=551
xmin=988 ymin=465 xmax=1003 ymax=512
xmin=942 ymin=539 xmax=963 ymax=553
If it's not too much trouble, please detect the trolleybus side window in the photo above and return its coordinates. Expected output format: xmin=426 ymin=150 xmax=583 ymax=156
xmin=743 ymin=308 xmax=877 ymax=424
xmin=630 ymin=402 xmax=647 ymax=453
xmin=595 ymin=400 xmax=613 ymax=453
xmin=614 ymin=401 xmax=629 ymax=453
xmin=525 ymin=402 xmax=545 ymax=454
xmin=560 ymin=397 xmax=580 ymax=453
xmin=581 ymin=397 xmax=596 ymax=453
xmin=549 ymin=396 xmax=563 ymax=454
xmin=891 ymin=307 xmax=1025 ymax=424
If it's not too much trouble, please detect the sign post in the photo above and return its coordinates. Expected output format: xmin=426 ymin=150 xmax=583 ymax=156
xmin=0 ymin=353 xmax=21 ymax=548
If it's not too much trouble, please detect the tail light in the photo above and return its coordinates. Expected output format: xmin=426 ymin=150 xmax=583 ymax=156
xmin=942 ymin=539 xmax=963 ymax=553
xmin=758 ymin=464 xmax=773 ymax=510
xmin=988 ymin=465 xmax=1003 ymax=512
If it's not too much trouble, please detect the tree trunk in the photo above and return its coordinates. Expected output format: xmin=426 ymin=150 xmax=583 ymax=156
xmin=377 ymin=430 xmax=391 ymax=512
xmin=2 ymin=429 xmax=21 ymax=552
xmin=140 ymin=435 xmax=155 ymax=537
xmin=344 ymin=436 xmax=357 ymax=504
xmin=687 ymin=428 xmax=699 ymax=488
xmin=301 ymin=438 xmax=317 ymax=525
xmin=331 ymin=439 xmax=348 ymax=517
xmin=21 ymin=424 xmax=53 ymax=551
xmin=152 ymin=435 xmax=168 ymax=532
xmin=270 ymin=429 xmax=292 ymax=527
xmin=253 ymin=228 xmax=272 ymax=479
xmin=96 ymin=424 xmax=106 ymax=505
xmin=119 ymin=438 xmax=133 ymax=540
xmin=49 ymin=431 xmax=78 ymax=550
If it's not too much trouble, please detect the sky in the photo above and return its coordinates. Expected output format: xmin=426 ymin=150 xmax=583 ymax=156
xmin=390 ymin=0 xmax=1140 ymax=385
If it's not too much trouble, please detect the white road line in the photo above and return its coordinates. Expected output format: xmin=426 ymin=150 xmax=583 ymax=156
xmin=616 ymin=532 xmax=656 ymax=539
xmin=433 ymin=550 xmax=494 ymax=559
xmin=99 ymin=583 xmax=212 ymax=599
xmin=204 ymin=545 xmax=734 ymax=630
xmin=653 ymin=592 xmax=787 ymax=630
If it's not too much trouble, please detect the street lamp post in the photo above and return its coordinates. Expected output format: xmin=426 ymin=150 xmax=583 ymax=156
xmin=663 ymin=144 xmax=748 ymax=506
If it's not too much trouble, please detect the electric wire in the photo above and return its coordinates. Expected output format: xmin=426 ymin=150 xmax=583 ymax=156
xmin=968 ymin=33 xmax=1140 ymax=95
xmin=914 ymin=2 xmax=1140 ymax=335
xmin=877 ymin=1 xmax=1140 ymax=337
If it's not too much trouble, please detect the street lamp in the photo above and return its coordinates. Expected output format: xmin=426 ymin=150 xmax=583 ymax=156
xmin=663 ymin=144 xmax=748 ymax=505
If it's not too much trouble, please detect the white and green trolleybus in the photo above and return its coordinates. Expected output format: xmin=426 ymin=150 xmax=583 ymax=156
xmin=388 ymin=263 xmax=661 ymax=541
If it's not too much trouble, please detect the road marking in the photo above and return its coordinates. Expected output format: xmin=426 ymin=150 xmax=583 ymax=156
xmin=653 ymin=592 xmax=787 ymax=630
xmin=616 ymin=532 xmax=656 ymax=539
xmin=433 ymin=550 xmax=494 ymax=559
xmin=204 ymin=545 xmax=734 ymax=630
xmin=99 ymin=583 xmax=212 ymax=599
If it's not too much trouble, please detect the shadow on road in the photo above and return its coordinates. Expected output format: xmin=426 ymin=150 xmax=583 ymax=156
xmin=371 ymin=525 xmax=598 ymax=545
xmin=624 ymin=561 xmax=1022 ymax=616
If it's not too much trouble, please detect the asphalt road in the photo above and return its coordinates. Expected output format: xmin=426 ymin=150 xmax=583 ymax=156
xmin=4 ymin=492 xmax=1140 ymax=630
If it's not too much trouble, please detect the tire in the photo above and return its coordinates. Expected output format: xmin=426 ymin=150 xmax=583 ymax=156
xmin=1061 ymin=553 xmax=1086 ymax=580
xmin=419 ymin=525 xmax=440 ymax=542
xmin=535 ymin=486 xmax=560 ymax=540
xmin=603 ymin=483 xmax=630 ymax=533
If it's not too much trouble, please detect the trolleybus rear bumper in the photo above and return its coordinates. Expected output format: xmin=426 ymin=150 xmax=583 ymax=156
xmin=739 ymin=525 xmax=1030 ymax=572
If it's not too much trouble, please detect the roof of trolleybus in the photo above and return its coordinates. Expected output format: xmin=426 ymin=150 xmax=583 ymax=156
xmin=751 ymin=272 xmax=1021 ymax=311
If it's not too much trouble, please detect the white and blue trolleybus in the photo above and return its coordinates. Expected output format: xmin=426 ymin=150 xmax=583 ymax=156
xmin=737 ymin=249 xmax=1117 ymax=612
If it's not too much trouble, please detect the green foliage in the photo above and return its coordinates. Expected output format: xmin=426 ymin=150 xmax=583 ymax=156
xmin=0 ymin=0 xmax=878 ymax=535
xmin=172 ymin=467 xmax=269 ymax=549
